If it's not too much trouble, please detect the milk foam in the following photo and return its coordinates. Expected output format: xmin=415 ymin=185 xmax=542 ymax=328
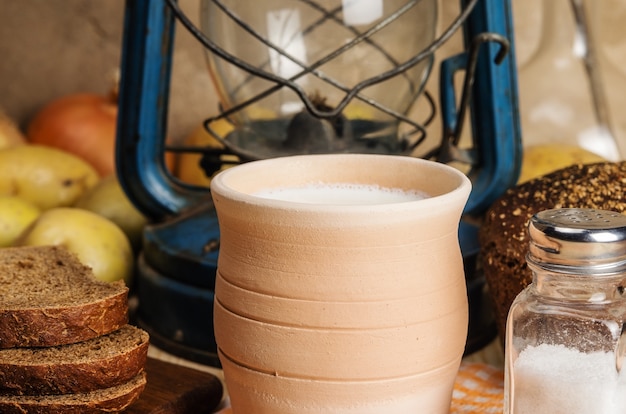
xmin=253 ymin=183 xmax=429 ymax=205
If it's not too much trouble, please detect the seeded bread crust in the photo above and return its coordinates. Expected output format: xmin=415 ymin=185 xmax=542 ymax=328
xmin=0 ymin=246 xmax=129 ymax=348
xmin=0 ymin=371 xmax=146 ymax=414
xmin=0 ymin=325 xmax=149 ymax=395
xmin=479 ymin=162 xmax=626 ymax=341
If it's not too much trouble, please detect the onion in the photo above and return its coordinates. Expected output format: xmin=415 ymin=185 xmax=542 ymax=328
xmin=27 ymin=91 xmax=175 ymax=177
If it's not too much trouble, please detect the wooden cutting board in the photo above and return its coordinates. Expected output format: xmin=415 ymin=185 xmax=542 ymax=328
xmin=126 ymin=357 xmax=224 ymax=414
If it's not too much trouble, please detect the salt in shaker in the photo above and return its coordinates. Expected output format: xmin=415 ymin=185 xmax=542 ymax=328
xmin=505 ymin=208 xmax=626 ymax=414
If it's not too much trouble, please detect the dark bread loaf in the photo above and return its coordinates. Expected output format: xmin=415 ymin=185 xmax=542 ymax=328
xmin=479 ymin=162 xmax=626 ymax=341
xmin=0 ymin=371 xmax=146 ymax=414
xmin=0 ymin=324 xmax=149 ymax=395
xmin=0 ymin=245 xmax=128 ymax=348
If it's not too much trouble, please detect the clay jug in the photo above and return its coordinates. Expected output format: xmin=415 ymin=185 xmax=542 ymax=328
xmin=210 ymin=153 xmax=471 ymax=413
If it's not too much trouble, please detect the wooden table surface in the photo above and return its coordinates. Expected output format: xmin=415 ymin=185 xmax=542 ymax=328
xmin=126 ymin=357 xmax=224 ymax=414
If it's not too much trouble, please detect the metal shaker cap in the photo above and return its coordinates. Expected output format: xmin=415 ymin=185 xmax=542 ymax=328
xmin=528 ymin=208 xmax=626 ymax=274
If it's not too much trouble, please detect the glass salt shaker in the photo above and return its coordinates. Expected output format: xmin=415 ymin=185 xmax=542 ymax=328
xmin=505 ymin=208 xmax=626 ymax=414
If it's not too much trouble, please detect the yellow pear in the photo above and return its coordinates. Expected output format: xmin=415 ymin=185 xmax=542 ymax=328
xmin=518 ymin=144 xmax=607 ymax=184
xmin=0 ymin=145 xmax=99 ymax=210
xmin=0 ymin=110 xmax=26 ymax=150
xmin=17 ymin=207 xmax=134 ymax=284
xmin=75 ymin=174 xmax=147 ymax=253
xmin=0 ymin=196 xmax=41 ymax=247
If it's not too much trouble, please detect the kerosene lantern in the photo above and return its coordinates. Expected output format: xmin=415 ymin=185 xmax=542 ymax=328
xmin=116 ymin=0 xmax=521 ymax=366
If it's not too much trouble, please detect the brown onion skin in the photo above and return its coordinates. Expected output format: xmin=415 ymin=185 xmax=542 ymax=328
xmin=27 ymin=93 xmax=175 ymax=177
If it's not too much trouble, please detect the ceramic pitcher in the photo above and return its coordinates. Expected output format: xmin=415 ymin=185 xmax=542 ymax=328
xmin=210 ymin=153 xmax=471 ymax=413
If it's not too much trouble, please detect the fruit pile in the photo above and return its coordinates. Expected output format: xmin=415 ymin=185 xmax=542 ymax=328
xmin=0 ymin=85 xmax=244 ymax=288
xmin=0 ymin=94 xmax=154 ymax=286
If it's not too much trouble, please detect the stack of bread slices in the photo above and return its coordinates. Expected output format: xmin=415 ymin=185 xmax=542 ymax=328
xmin=0 ymin=245 xmax=149 ymax=413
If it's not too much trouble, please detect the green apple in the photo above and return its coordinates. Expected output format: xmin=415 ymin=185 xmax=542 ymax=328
xmin=0 ymin=196 xmax=41 ymax=247
xmin=17 ymin=207 xmax=134 ymax=284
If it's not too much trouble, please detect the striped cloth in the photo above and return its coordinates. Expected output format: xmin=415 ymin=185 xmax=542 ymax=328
xmin=216 ymin=362 xmax=504 ymax=413
xmin=451 ymin=362 xmax=504 ymax=413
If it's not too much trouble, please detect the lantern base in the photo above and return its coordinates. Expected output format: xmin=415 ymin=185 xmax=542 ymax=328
xmin=459 ymin=221 xmax=498 ymax=355
xmin=132 ymin=203 xmax=221 ymax=367
xmin=134 ymin=253 xmax=220 ymax=367
xmin=135 ymin=317 xmax=220 ymax=368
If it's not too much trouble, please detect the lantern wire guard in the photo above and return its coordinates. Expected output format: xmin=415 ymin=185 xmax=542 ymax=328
xmin=116 ymin=0 xmax=522 ymax=365
xmin=167 ymin=0 xmax=509 ymax=168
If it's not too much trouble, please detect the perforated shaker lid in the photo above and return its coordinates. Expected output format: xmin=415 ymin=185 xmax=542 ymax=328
xmin=528 ymin=208 xmax=626 ymax=274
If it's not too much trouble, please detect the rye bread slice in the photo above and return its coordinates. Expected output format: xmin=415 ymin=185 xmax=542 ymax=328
xmin=0 ymin=324 xmax=149 ymax=395
xmin=0 ymin=245 xmax=128 ymax=348
xmin=0 ymin=371 xmax=146 ymax=414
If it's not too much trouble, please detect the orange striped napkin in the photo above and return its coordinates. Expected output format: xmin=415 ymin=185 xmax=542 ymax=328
xmin=450 ymin=362 xmax=504 ymax=413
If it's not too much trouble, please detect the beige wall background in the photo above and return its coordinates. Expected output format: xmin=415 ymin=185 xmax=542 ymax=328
xmin=0 ymin=0 xmax=217 ymax=142
xmin=0 ymin=0 xmax=540 ymax=144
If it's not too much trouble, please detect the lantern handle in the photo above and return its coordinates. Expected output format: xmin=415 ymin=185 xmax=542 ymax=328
xmin=436 ymin=0 xmax=522 ymax=216
xmin=116 ymin=0 xmax=210 ymax=222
